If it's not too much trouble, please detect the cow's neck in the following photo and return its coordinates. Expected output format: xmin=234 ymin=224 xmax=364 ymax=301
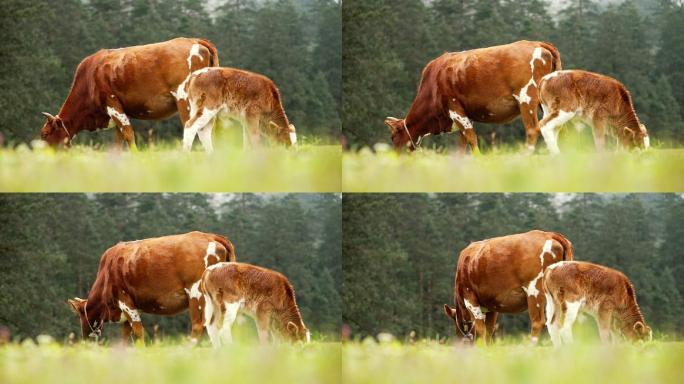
xmin=57 ymin=85 xmax=109 ymax=135
xmin=405 ymin=106 xmax=450 ymax=145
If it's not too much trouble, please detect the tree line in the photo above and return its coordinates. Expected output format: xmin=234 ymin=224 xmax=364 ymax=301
xmin=0 ymin=0 xmax=340 ymax=146
xmin=0 ymin=193 xmax=341 ymax=340
xmin=343 ymin=0 xmax=684 ymax=149
xmin=343 ymin=193 xmax=684 ymax=339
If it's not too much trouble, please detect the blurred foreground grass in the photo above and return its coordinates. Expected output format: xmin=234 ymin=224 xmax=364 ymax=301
xmin=0 ymin=341 xmax=340 ymax=384
xmin=0 ymin=142 xmax=341 ymax=192
xmin=343 ymin=340 xmax=684 ymax=384
xmin=343 ymin=147 xmax=684 ymax=192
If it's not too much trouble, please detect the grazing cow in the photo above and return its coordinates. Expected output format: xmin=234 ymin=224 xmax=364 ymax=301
xmin=188 ymin=262 xmax=309 ymax=346
xmin=538 ymin=70 xmax=649 ymax=154
xmin=67 ymin=231 xmax=235 ymax=343
xmin=385 ymin=40 xmax=561 ymax=153
xmin=543 ymin=261 xmax=652 ymax=346
xmin=179 ymin=67 xmax=297 ymax=152
xmin=40 ymin=37 xmax=219 ymax=150
xmin=443 ymin=230 xmax=573 ymax=344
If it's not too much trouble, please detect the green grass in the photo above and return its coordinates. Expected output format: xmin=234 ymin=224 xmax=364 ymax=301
xmin=0 ymin=141 xmax=341 ymax=192
xmin=342 ymin=147 xmax=684 ymax=192
xmin=0 ymin=340 xmax=341 ymax=384
xmin=343 ymin=339 xmax=684 ymax=384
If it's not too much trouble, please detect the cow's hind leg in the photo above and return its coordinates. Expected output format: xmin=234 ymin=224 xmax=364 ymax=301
xmin=106 ymin=95 xmax=138 ymax=151
xmin=518 ymin=95 xmax=541 ymax=153
xmin=183 ymin=108 xmax=218 ymax=152
xmin=527 ymin=292 xmax=546 ymax=345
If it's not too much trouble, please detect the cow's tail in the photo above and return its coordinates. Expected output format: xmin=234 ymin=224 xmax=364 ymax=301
xmin=197 ymin=38 xmax=220 ymax=67
xmin=550 ymin=232 xmax=573 ymax=261
xmin=539 ymin=41 xmax=562 ymax=71
xmin=212 ymin=234 xmax=236 ymax=262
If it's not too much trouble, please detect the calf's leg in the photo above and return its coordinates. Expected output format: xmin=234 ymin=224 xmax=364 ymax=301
xmin=545 ymin=293 xmax=562 ymax=347
xmin=559 ymin=299 xmax=583 ymax=344
xmin=540 ymin=109 xmax=575 ymax=155
xmin=218 ymin=301 xmax=241 ymax=345
xmin=183 ymin=107 xmax=218 ymax=152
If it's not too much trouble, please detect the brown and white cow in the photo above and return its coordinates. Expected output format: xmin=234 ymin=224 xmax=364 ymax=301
xmin=188 ymin=262 xmax=309 ymax=346
xmin=443 ymin=230 xmax=573 ymax=344
xmin=385 ymin=40 xmax=561 ymax=153
xmin=67 ymin=231 xmax=235 ymax=343
xmin=40 ymin=37 xmax=219 ymax=150
xmin=178 ymin=67 xmax=297 ymax=152
xmin=538 ymin=70 xmax=649 ymax=154
xmin=543 ymin=261 xmax=652 ymax=346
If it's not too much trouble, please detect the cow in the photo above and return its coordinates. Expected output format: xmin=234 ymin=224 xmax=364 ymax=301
xmin=187 ymin=262 xmax=309 ymax=347
xmin=538 ymin=70 xmax=650 ymax=154
xmin=67 ymin=231 xmax=235 ymax=343
xmin=40 ymin=37 xmax=220 ymax=150
xmin=443 ymin=230 xmax=573 ymax=344
xmin=543 ymin=261 xmax=652 ymax=346
xmin=385 ymin=40 xmax=561 ymax=153
xmin=178 ymin=67 xmax=297 ymax=152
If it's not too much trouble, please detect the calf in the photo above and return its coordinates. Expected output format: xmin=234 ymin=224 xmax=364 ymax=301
xmin=179 ymin=67 xmax=297 ymax=152
xmin=543 ymin=261 xmax=652 ymax=346
xmin=190 ymin=262 xmax=309 ymax=346
xmin=538 ymin=70 xmax=649 ymax=154
xmin=444 ymin=230 xmax=573 ymax=344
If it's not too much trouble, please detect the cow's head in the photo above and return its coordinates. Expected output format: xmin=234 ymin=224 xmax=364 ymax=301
xmin=622 ymin=123 xmax=649 ymax=150
xmin=68 ymin=297 xmax=100 ymax=339
xmin=285 ymin=321 xmax=311 ymax=343
xmin=40 ymin=112 xmax=71 ymax=147
xmin=443 ymin=303 xmax=473 ymax=342
xmin=385 ymin=117 xmax=415 ymax=151
xmin=269 ymin=121 xmax=297 ymax=147
xmin=628 ymin=321 xmax=653 ymax=342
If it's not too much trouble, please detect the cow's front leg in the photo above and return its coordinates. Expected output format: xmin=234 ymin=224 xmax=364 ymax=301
xmin=122 ymin=321 xmax=133 ymax=342
xmin=106 ymin=95 xmax=138 ymax=151
xmin=118 ymin=296 xmax=144 ymax=345
xmin=448 ymin=108 xmax=479 ymax=155
xmin=484 ymin=312 xmax=499 ymax=344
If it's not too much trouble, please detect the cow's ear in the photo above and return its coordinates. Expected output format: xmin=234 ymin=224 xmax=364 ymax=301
xmin=68 ymin=298 xmax=85 ymax=315
xmin=287 ymin=321 xmax=299 ymax=334
xmin=444 ymin=304 xmax=457 ymax=320
xmin=41 ymin=112 xmax=56 ymax=122
xmin=384 ymin=118 xmax=400 ymax=134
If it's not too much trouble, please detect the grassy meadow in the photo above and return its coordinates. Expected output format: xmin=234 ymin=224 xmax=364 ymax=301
xmin=0 ymin=139 xmax=340 ymax=192
xmin=0 ymin=340 xmax=341 ymax=384
xmin=343 ymin=339 xmax=684 ymax=384
xmin=343 ymin=146 xmax=684 ymax=192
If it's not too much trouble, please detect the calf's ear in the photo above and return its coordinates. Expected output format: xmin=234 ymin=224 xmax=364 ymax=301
xmin=287 ymin=321 xmax=299 ymax=334
xmin=623 ymin=126 xmax=636 ymax=137
xmin=443 ymin=304 xmax=457 ymax=320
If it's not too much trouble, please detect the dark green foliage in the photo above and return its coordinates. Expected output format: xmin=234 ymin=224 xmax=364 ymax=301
xmin=343 ymin=0 xmax=684 ymax=148
xmin=343 ymin=193 xmax=684 ymax=339
xmin=0 ymin=0 xmax=340 ymax=145
xmin=0 ymin=193 xmax=341 ymax=340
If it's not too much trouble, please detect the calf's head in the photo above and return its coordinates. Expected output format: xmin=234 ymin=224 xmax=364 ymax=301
xmin=40 ymin=112 xmax=70 ymax=147
xmin=627 ymin=321 xmax=652 ymax=342
xmin=285 ymin=321 xmax=311 ymax=343
xmin=385 ymin=117 xmax=415 ymax=151
xmin=622 ymin=123 xmax=649 ymax=150
xmin=269 ymin=122 xmax=297 ymax=147
xmin=68 ymin=297 xmax=100 ymax=339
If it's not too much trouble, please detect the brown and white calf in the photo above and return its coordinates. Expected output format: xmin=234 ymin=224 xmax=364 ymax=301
xmin=538 ymin=70 xmax=649 ymax=154
xmin=444 ymin=230 xmax=573 ymax=344
xmin=188 ymin=262 xmax=309 ymax=346
xmin=178 ymin=67 xmax=297 ymax=152
xmin=385 ymin=40 xmax=561 ymax=153
xmin=543 ymin=261 xmax=652 ymax=346
xmin=40 ymin=38 xmax=219 ymax=150
xmin=68 ymin=231 xmax=235 ymax=343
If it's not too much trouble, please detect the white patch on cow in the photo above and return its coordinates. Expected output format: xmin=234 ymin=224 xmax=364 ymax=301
xmin=514 ymin=78 xmax=536 ymax=105
xmin=540 ymin=110 xmax=576 ymax=155
xmin=529 ymin=110 xmax=533 ymax=115
xmin=449 ymin=110 xmax=473 ymax=130
xmin=118 ymin=301 xmax=141 ymax=322
xmin=522 ymin=271 xmax=544 ymax=297
xmin=204 ymin=241 xmax=217 ymax=267
xmin=289 ymin=131 xmax=297 ymax=145
xmin=106 ymin=107 xmax=130 ymax=126
xmin=185 ymin=280 xmax=202 ymax=299
xmin=643 ymin=135 xmax=650 ymax=149
xmin=540 ymin=239 xmax=554 ymax=265
xmin=545 ymin=292 xmax=561 ymax=347
xmin=187 ymin=43 xmax=203 ymax=69
xmin=183 ymin=108 xmax=218 ymax=152
xmin=463 ymin=298 xmax=486 ymax=320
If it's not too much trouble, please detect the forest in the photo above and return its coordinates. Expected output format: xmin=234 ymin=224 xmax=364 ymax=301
xmin=0 ymin=0 xmax=341 ymax=145
xmin=343 ymin=0 xmax=684 ymax=149
xmin=0 ymin=193 xmax=341 ymax=339
xmin=342 ymin=193 xmax=684 ymax=339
